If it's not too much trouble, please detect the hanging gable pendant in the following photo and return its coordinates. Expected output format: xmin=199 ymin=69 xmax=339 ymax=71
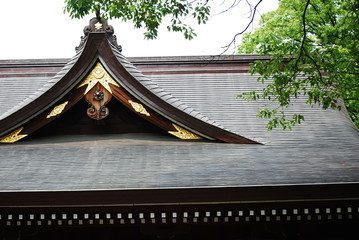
xmin=85 ymin=82 xmax=111 ymax=120
xmin=77 ymin=62 xmax=119 ymax=120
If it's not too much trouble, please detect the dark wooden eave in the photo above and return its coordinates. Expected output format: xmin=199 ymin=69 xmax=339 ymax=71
xmin=0 ymin=28 xmax=258 ymax=143
xmin=1 ymin=183 xmax=358 ymax=208
xmin=1 ymin=184 xmax=358 ymax=236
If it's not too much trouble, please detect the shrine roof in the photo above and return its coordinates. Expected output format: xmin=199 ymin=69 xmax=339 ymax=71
xmin=0 ymin=56 xmax=358 ymax=191
xmin=0 ymin=19 xmax=358 ymax=193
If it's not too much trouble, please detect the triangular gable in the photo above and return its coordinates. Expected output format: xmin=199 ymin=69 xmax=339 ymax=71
xmin=0 ymin=18 xmax=258 ymax=144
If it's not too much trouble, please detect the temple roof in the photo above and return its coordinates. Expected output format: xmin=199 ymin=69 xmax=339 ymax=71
xmin=0 ymin=19 xmax=358 ymax=193
xmin=0 ymin=19 xmax=256 ymax=144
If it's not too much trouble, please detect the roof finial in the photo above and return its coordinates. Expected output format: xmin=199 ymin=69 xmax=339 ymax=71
xmin=93 ymin=5 xmax=104 ymax=31
xmin=75 ymin=17 xmax=122 ymax=53
xmin=94 ymin=21 xmax=103 ymax=30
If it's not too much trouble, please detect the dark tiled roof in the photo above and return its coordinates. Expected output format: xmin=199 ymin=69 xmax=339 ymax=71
xmin=0 ymin=53 xmax=81 ymax=120
xmin=0 ymin=54 xmax=358 ymax=191
xmin=150 ymin=72 xmax=358 ymax=145
xmin=111 ymin=44 xmax=226 ymax=132
xmin=0 ymin=133 xmax=358 ymax=191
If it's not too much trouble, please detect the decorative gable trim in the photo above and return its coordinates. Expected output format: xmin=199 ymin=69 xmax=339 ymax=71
xmin=0 ymin=127 xmax=27 ymax=143
xmin=77 ymin=62 xmax=120 ymax=94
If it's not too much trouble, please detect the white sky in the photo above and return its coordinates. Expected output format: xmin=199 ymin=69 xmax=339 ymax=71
xmin=0 ymin=0 xmax=278 ymax=59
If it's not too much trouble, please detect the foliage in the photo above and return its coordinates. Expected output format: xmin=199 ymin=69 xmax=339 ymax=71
xmin=64 ymin=0 xmax=211 ymax=40
xmin=238 ymin=0 xmax=359 ymax=130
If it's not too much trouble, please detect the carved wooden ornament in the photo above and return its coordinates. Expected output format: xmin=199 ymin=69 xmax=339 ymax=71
xmin=85 ymin=83 xmax=112 ymax=120
xmin=78 ymin=62 xmax=120 ymax=120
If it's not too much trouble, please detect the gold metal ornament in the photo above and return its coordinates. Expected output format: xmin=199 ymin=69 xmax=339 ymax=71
xmin=0 ymin=127 xmax=28 ymax=143
xmin=168 ymin=124 xmax=202 ymax=140
xmin=128 ymin=100 xmax=150 ymax=116
xmin=94 ymin=22 xmax=103 ymax=30
xmin=77 ymin=62 xmax=120 ymax=95
xmin=46 ymin=101 xmax=68 ymax=118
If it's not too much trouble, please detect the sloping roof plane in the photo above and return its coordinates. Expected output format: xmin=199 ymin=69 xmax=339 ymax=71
xmin=0 ymin=18 xmax=358 ymax=234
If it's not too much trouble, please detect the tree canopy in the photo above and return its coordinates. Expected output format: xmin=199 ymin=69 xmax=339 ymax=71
xmin=238 ymin=0 xmax=359 ymax=130
xmin=64 ymin=0 xmax=212 ymax=40
xmin=63 ymin=0 xmax=359 ymax=130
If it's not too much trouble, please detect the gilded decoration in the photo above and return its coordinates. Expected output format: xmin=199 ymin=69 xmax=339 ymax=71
xmin=77 ymin=62 xmax=120 ymax=95
xmin=168 ymin=124 xmax=202 ymax=140
xmin=128 ymin=100 xmax=150 ymax=116
xmin=0 ymin=127 xmax=27 ymax=143
xmin=94 ymin=22 xmax=103 ymax=30
xmin=46 ymin=101 xmax=68 ymax=118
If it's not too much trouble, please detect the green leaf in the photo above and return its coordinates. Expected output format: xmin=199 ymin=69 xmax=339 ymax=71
xmin=64 ymin=0 xmax=211 ymax=40
xmin=238 ymin=0 xmax=359 ymax=130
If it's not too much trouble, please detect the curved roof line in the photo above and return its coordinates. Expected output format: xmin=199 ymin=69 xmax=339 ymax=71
xmin=0 ymin=21 xmax=259 ymax=144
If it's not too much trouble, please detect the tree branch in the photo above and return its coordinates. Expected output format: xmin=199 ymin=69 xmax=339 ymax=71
xmin=295 ymin=0 xmax=311 ymax=69
xmin=211 ymin=0 xmax=241 ymax=17
xmin=220 ymin=0 xmax=263 ymax=54
xmin=304 ymin=51 xmax=324 ymax=84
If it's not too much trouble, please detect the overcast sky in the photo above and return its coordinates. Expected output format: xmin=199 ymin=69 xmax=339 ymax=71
xmin=0 ymin=0 xmax=278 ymax=59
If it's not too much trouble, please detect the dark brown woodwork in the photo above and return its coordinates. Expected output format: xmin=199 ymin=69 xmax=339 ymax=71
xmin=15 ymin=86 xmax=86 ymax=137
xmin=0 ymin=183 xmax=358 ymax=207
xmin=110 ymin=85 xmax=178 ymax=133
xmin=85 ymin=83 xmax=111 ymax=120
xmin=28 ymin=99 xmax=165 ymax=138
